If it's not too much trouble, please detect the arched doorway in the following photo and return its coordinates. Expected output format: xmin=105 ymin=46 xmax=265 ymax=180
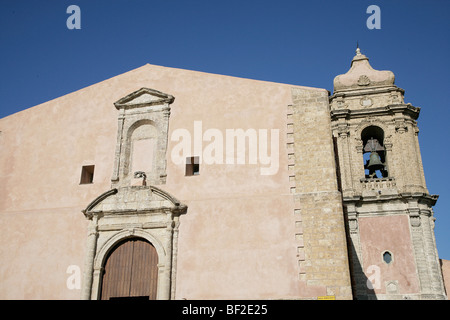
xmin=82 ymin=186 xmax=187 ymax=300
xmin=100 ymin=237 xmax=159 ymax=300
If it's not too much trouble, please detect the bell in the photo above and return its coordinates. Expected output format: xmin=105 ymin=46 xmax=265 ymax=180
xmin=367 ymin=151 xmax=384 ymax=171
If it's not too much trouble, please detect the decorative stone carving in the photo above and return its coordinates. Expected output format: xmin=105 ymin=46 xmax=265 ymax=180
xmin=354 ymin=138 xmax=363 ymax=154
xmin=337 ymin=124 xmax=350 ymax=139
xmin=335 ymin=96 xmax=347 ymax=109
xmin=410 ymin=214 xmax=421 ymax=227
xmin=383 ymin=135 xmax=393 ymax=151
xmin=395 ymin=119 xmax=408 ymax=134
xmin=81 ymin=186 xmax=187 ymax=300
xmin=357 ymin=75 xmax=371 ymax=86
xmin=348 ymin=217 xmax=358 ymax=234
xmin=360 ymin=97 xmax=373 ymax=107
xmin=390 ymin=92 xmax=402 ymax=104
xmin=111 ymin=88 xmax=175 ymax=186
xmin=134 ymin=171 xmax=147 ymax=186
xmin=386 ymin=281 xmax=399 ymax=294
xmin=81 ymin=88 xmax=187 ymax=300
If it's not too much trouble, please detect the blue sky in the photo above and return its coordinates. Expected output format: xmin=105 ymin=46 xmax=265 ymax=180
xmin=1 ymin=1 xmax=449 ymax=259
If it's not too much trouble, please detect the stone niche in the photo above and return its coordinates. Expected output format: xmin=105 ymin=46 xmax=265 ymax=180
xmin=111 ymin=87 xmax=174 ymax=187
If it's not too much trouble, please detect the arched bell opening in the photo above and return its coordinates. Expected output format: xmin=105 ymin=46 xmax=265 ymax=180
xmin=361 ymin=126 xmax=388 ymax=179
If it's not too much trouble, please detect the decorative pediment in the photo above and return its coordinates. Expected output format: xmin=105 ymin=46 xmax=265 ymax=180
xmin=82 ymin=186 xmax=187 ymax=218
xmin=114 ymin=87 xmax=175 ymax=110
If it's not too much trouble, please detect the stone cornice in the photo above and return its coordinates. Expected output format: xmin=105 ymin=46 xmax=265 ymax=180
xmin=330 ymin=85 xmax=404 ymax=100
xmin=330 ymin=103 xmax=421 ymax=121
xmin=343 ymin=191 xmax=438 ymax=207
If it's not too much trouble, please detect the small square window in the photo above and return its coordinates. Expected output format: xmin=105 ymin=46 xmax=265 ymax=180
xmin=80 ymin=165 xmax=95 ymax=184
xmin=383 ymin=251 xmax=393 ymax=264
xmin=185 ymin=156 xmax=199 ymax=176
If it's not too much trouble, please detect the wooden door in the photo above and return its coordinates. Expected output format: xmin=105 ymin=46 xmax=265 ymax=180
xmin=100 ymin=238 xmax=159 ymax=300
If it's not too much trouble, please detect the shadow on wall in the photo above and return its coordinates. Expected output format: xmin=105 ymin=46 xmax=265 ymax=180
xmin=346 ymin=228 xmax=377 ymax=300
xmin=335 ymin=137 xmax=376 ymax=300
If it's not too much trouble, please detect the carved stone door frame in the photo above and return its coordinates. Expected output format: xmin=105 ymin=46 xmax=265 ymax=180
xmin=81 ymin=186 xmax=187 ymax=300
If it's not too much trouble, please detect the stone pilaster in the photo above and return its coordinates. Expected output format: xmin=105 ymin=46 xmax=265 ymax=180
xmin=81 ymin=215 xmax=98 ymax=300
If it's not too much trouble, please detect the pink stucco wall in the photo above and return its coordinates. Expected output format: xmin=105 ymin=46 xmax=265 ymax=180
xmin=358 ymin=215 xmax=420 ymax=295
xmin=0 ymin=64 xmax=326 ymax=299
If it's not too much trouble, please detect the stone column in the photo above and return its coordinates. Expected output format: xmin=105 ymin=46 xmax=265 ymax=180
xmin=158 ymin=221 xmax=174 ymax=300
xmin=336 ymin=127 xmax=353 ymax=196
xmin=90 ymin=267 xmax=103 ymax=300
xmin=170 ymin=220 xmax=180 ymax=299
xmin=81 ymin=214 xmax=98 ymax=300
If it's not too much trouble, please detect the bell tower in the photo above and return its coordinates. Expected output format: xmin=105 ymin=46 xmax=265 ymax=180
xmin=330 ymin=48 xmax=446 ymax=299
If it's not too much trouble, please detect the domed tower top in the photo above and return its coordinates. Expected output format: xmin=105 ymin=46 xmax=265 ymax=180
xmin=333 ymin=47 xmax=396 ymax=94
xmin=330 ymin=47 xmax=406 ymax=111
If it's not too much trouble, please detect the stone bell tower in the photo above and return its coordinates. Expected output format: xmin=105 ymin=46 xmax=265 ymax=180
xmin=330 ymin=48 xmax=446 ymax=299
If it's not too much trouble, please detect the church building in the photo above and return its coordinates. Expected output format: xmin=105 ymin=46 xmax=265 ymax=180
xmin=0 ymin=48 xmax=447 ymax=300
